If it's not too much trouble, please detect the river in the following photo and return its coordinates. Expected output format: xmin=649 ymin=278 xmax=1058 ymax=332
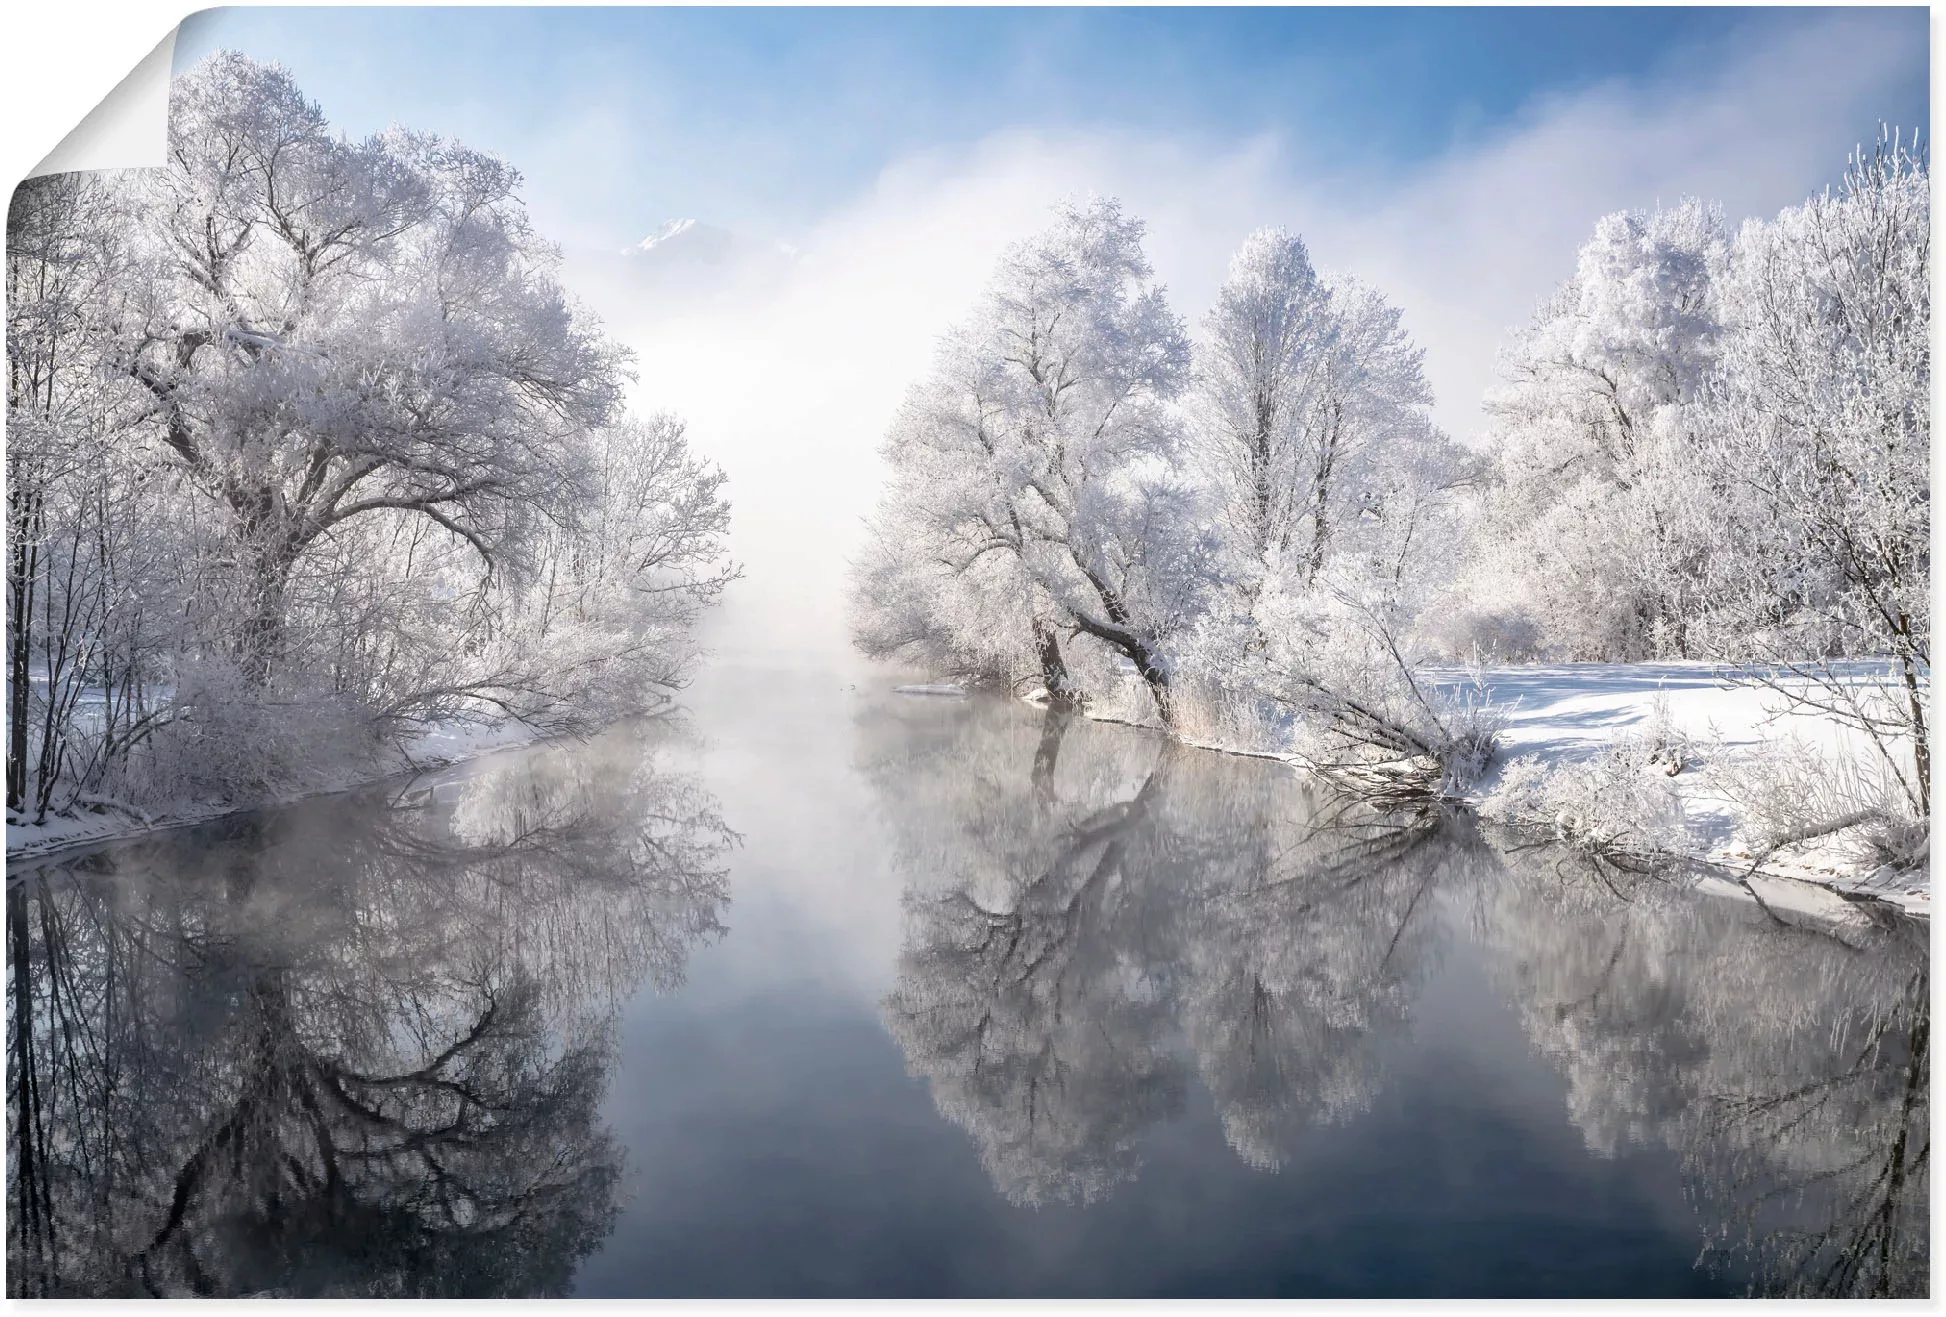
xmin=6 ymin=663 xmax=1928 ymax=1297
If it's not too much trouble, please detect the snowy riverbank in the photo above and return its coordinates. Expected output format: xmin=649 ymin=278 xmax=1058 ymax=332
xmin=1448 ymin=662 xmax=1929 ymax=917
xmin=946 ymin=659 xmax=1930 ymax=919
xmin=5 ymin=718 xmax=546 ymax=862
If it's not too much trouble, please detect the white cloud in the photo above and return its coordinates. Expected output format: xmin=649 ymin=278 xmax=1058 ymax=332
xmin=562 ymin=10 xmax=1923 ymax=670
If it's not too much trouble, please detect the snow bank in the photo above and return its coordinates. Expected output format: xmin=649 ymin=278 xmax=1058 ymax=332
xmin=1439 ymin=661 xmax=1929 ymax=917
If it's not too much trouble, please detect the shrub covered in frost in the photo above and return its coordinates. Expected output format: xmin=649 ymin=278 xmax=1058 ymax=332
xmin=1708 ymin=736 xmax=1929 ymax=877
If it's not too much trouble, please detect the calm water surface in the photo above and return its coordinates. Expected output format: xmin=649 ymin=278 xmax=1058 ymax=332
xmin=7 ymin=665 xmax=1928 ymax=1297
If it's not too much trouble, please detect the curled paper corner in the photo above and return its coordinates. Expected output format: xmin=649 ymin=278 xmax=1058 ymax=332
xmin=28 ymin=26 xmax=180 ymax=179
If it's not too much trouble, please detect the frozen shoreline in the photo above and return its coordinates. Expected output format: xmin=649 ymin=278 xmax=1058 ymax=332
xmin=1051 ymin=660 xmax=1930 ymax=920
xmin=15 ymin=664 xmax=1929 ymax=925
xmin=5 ymin=719 xmax=547 ymax=864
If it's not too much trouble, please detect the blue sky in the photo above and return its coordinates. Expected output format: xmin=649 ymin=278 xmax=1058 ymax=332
xmin=175 ymin=7 xmax=1927 ymax=248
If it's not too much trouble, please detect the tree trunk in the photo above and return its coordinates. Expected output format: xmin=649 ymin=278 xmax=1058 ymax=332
xmin=240 ymin=539 xmax=300 ymax=687
xmin=1251 ymin=389 xmax=1275 ymax=567
xmin=1035 ymin=619 xmax=1077 ymax=709
xmin=1113 ymin=630 xmax=1174 ymax=727
xmin=1305 ymin=407 xmax=1339 ymax=587
xmin=1895 ymin=631 xmax=1929 ymax=815
xmin=7 ymin=485 xmax=40 ymax=812
xmin=1138 ymin=651 xmax=1174 ymax=728
xmin=1066 ymin=559 xmax=1173 ymax=727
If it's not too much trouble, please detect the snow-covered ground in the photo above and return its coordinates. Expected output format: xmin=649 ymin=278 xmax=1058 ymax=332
xmin=1438 ymin=661 xmax=1929 ymax=918
xmin=5 ymin=718 xmax=545 ymax=862
xmin=1453 ymin=660 xmax=1870 ymax=772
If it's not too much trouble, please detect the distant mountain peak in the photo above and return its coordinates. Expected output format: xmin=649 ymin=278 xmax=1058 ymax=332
xmin=631 ymin=218 xmax=701 ymax=254
xmin=624 ymin=219 xmax=801 ymax=267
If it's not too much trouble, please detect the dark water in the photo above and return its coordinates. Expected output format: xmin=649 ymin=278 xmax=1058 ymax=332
xmin=6 ymin=665 xmax=1929 ymax=1297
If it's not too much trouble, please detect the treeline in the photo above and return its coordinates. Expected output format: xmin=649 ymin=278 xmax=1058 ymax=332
xmin=850 ymin=196 xmax=1488 ymax=795
xmin=6 ymin=53 xmax=735 ymax=824
xmin=851 ymin=133 xmax=1928 ymax=809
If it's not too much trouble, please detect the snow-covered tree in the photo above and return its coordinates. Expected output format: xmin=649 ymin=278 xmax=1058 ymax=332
xmin=1695 ymin=133 xmax=1930 ymax=812
xmin=5 ymin=173 xmax=176 ymax=821
xmin=851 ymin=197 xmax=1203 ymax=722
xmin=1464 ymin=200 xmax=1726 ymax=660
xmin=124 ymin=52 xmax=626 ymax=683
xmin=1194 ymin=228 xmax=1332 ymax=586
xmin=335 ymin=412 xmax=737 ymax=743
xmin=1455 ymin=133 xmax=1927 ymax=816
xmin=5 ymin=52 xmax=735 ymax=816
xmin=1173 ymin=228 xmax=1480 ymax=781
xmin=849 ymin=325 xmax=1068 ymax=695
xmin=1195 ymin=230 xmax=1451 ymax=598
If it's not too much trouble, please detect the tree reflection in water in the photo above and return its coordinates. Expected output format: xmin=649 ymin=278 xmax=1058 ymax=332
xmin=867 ymin=697 xmax=1455 ymax=1204
xmin=7 ymin=728 xmax=733 ymax=1297
xmin=868 ymin=697 xmax=1927 ymax=1296
xmin=1471 ymin=844 xmax=1928 ymax=1298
